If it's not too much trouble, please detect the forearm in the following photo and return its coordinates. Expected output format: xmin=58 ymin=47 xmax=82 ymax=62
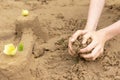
xmin=103 ymin=20 xmax=120 ymax=41
xmin=85 ymin=0 xmax=105 ymax=31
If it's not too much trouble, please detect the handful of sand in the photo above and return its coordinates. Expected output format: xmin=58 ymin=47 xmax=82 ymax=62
xmin=72 ymin=36 xmax=92 ymax=56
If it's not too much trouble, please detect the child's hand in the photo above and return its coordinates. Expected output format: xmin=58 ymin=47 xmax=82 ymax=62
xmin=68 ymin=30 xmax=90 ymax=56
xmin=80 ymin=30 xmax=107 ymax=60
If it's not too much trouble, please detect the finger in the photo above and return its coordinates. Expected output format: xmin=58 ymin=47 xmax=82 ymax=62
xmin=82 ymin=33 xmax=91 ymax=44
xmin=80 ymin=41 xmax=97 ymax=53
xmin=93 ymin=48 xmax=103 ymax=60
xmin=70 ymin=30 xmax=87 ymax=42
xmin=68 ymin=49 xmax=75 ymax=56
xmin=68 ymin=38 xmax=75 ymax=55
xmin=80 ymin=45 xmax=101 ymax=60
xmin=90 ymin=45 xmax=102 ymax=60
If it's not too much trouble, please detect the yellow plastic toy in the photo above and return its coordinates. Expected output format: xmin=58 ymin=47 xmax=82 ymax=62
xmin=22 ymin=9 xmax=29 ymax=16
xmin=3 ymin=44 xmax=17 ymax=56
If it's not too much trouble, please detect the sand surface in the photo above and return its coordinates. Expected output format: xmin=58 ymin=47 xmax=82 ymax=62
xmin=0 ymin=0 xmax=120 ymax=80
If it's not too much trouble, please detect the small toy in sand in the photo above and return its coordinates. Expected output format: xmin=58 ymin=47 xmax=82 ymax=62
xmin=22 ymin=9 xmax=29 ymax=16
xmin=3 ymin=44 xmax=17 ymax=56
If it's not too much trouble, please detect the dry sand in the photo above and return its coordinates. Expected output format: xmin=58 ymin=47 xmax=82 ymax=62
xmin=0 ymin=0 xmax=120 ymax=80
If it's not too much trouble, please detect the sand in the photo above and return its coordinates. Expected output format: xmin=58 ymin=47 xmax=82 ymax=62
xmin=0 ymin=0 xmax=120 ymax=80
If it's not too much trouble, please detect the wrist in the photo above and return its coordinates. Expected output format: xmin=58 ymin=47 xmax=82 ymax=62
xmin=99 ymin=28 xmax=113 ymax=41
xmin=84 ymin=22 xmax=97 ymax=31
xmin=84 ymin=26 xmax=96 ymax=31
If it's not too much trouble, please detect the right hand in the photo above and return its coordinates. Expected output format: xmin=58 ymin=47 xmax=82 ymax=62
xmin=79 ymin=30 xmax=107 ymax=60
